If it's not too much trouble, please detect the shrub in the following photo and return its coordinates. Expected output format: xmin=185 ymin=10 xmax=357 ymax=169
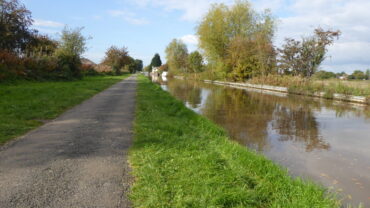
xmin=81 ymin=64 xmax=99 ymax=76
xmin=187 ymin=51 xmax=204 ymax=73
xmin=55 ymin=54 xmax=82 ymax=80
xmin=23 ymin=56 xmax=58 ymax=80
xmin=102 ymin=46 xmax=131 ymax=75
xmin=249 ymin=74 xmax=308 ymax=87
xmin=0 ymin=50 xmax=25 ymax=80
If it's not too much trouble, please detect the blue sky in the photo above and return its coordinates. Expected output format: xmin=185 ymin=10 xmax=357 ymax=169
xmin=23 ymin=0 xmax=370 ymax=73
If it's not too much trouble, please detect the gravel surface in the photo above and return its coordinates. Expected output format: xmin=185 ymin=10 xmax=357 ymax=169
xmin=0 ymin=75 xmax=137 ymax=208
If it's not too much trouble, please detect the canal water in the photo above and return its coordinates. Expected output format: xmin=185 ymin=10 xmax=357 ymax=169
xmin=155 ymin=77 xmax=370 ymax=207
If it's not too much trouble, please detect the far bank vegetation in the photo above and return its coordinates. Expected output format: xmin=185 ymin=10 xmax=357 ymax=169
xmin=159 ymin=0 xmax=369 ymax=97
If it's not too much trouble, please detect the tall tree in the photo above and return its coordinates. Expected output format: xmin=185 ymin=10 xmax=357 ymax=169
xmin=134 ymin=59 xmax=143 ymax=72
xmin=150 ymin=53 xmax=162 ymax=68
xmin=196 ymin=0 xmax=276 ymax=79
xmin=53 ymin=27 xmax=89 ymax=79
xmin=187 ymin=51 xmax=204 ymax=73
xmin=165 ymin=39 xmax=188 ymax=73
xmin=55 ymin=27 xmax=88 ymax=58
xmin=0 ymin=0 xmax=35 ymax=54
xmin=349 ymin=70 xmax=366 ymax=80
xmin=102 ymin=46 xmax=131 ymax=75
xmin=278 ymin=28 xmax=341 ymax=77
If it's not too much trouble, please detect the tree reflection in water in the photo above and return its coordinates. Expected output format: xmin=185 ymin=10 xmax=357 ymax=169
xmin=162 ymin=78 xmax=369 ymax=152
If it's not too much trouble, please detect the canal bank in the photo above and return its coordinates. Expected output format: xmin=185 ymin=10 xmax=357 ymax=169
xmin=129 ymin=75 xmax=339 ymax=207
xmin=158 ymin=77 xmax=370 ymax=207
xmin=175 ymin=76 xmax=369 ymax=105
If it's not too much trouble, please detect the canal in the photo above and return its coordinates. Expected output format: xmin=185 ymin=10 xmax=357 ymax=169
xmin=155 ymin=77 xmax=370 ymax=207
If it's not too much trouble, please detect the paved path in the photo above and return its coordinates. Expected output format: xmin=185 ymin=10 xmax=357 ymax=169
xmin=0 ymin=75 xmax=137 ymax=208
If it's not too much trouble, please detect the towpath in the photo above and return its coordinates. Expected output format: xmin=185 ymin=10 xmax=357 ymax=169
xmin=0 ymin=75 xmax=137 ymax=208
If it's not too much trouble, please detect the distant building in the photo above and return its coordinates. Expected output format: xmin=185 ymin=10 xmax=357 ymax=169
xmin=151 ymin=67 xmax=160 ymax=76
xmin=338 ymin=75 xmax=348 ymax=80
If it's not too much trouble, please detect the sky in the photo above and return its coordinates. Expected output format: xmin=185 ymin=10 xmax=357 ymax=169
xmin=22 ymin=0 xmax=370 ymax=73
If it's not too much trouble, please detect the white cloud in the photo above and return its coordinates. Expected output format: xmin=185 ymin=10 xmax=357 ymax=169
xmin=130 ymin=0 xmax=233 ymax=21
xmin=180 ymin=34 xmax=199 ymax=45
xmin=128 ymin=0 xmax=370 ymax=72
xmin=108 ymin=10 xmax=149 ymax=25
xmin=34 ymin=19 xmax=64 ymax=28
xmin=274 ymin=0 xmax=370 ymax=72
xmin=250 ymin=0 xmax=285 ymax=12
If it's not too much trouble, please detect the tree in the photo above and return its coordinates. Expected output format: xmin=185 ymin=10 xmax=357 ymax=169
xmin=349 ymin=70 xmax=366 ymax=80
xmin=26 ymin=34 xmax=58 ymax=57
xmin=187 ymin=51 xmax=204 ymax=73
xmin=134 ymin=59 xmax=143 ymax=72
xmin=336 ymin=71 xmax=347 ymax=77
xmin=102 ymin=46 xmax=131 ymax=75
xmin=278 ymin=28 xmax=341 ymax=77
xmin=159 ymin=63 xmax=168 ymax=72
xmin=366 ymin=69 xmax=370 ymax=80
xmin=53 ymin=27 xmax=89 ymax=79
xmin=226 ymin=36 xmax=261 ymax=80
xmin=165 ymin=39 xmax=188 ymax=73
xmin=196 ymin=0 xmax=276 ymax=79
xmin=0 ymin=0 xmax=35 ymax=54
xmin=313 ymin=70 xmax=336 ymax=80
xmin=150 ymin=53 xmax=162 ymax=68
xmin=55 ymin=27 xmax=88 ymax=58
xmin=143 ymin=65 xmax=151 ymax=72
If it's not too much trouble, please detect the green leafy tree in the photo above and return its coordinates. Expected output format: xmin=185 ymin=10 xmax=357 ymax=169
xmin=125 ymin=57 xmax=141 ymax=74
xmin=349 ymin=70 xmax=366 ymax=80
xmin=313 ymin=70 xmax=336 ymax=80
xmin=336 ymin=71 xmax=347 ymax=77
xmin=55 ymin=27 xmax=88 ymax=58
xmin=54 ymin=27 xmax=89 ymax=79
xmin=102 ymin=46 xmax=131 ymax=75
xmin=150 ymin=53 xmax=162 ymax=68
xmin=187 ymin=51 xmax=204 ymax=73
xmin=134 ymin=59 xmax=143 ymax=72
xmin=366 ymin=69 xmax=370 ymax=80
xmin=143 ymin=65 xmax=152 ymax=72
xmin=165 ymin=39 xmax=188 ymax=73
xmin=0 ymin=0 xmax=35 ymax=54
xmin=196 ymin=0 xmax=276 ymax=80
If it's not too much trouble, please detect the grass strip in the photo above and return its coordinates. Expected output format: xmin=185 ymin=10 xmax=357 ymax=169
xmin=0 ymin=75 xmax=129 ymax=144
xmin=129 ymin=75 xmax=340 ymax=208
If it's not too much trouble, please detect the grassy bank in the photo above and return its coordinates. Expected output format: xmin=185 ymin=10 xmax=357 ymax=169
xmin=0 ymin=75 xmax=129 ymax=144
xmin=129 ymin=76 xmax=339 ymax=207
xmin=249 ymin=75 xmax=370 ymax=98
xmin=172 ymin=73 xmax=370 ymax=100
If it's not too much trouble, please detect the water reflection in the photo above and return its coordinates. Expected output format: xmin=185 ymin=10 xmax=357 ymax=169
xmin=159 ymin=77 xmax=370 ymax=207
xmin=167 ymin=80 xmax=333 ymax=152
xmin=271 ymin=105 xmax=329 ymax=152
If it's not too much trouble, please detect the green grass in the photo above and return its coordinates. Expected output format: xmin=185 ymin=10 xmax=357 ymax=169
xmin=0 ymin=75 xmax=129 ymax=144
xmin=248 ymin=75 xmax=370 ymax=101
xmin=129 ymin=75 xmax=340 ymax=208
xmin=312 ymin=79 xmax=370 ymax=97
